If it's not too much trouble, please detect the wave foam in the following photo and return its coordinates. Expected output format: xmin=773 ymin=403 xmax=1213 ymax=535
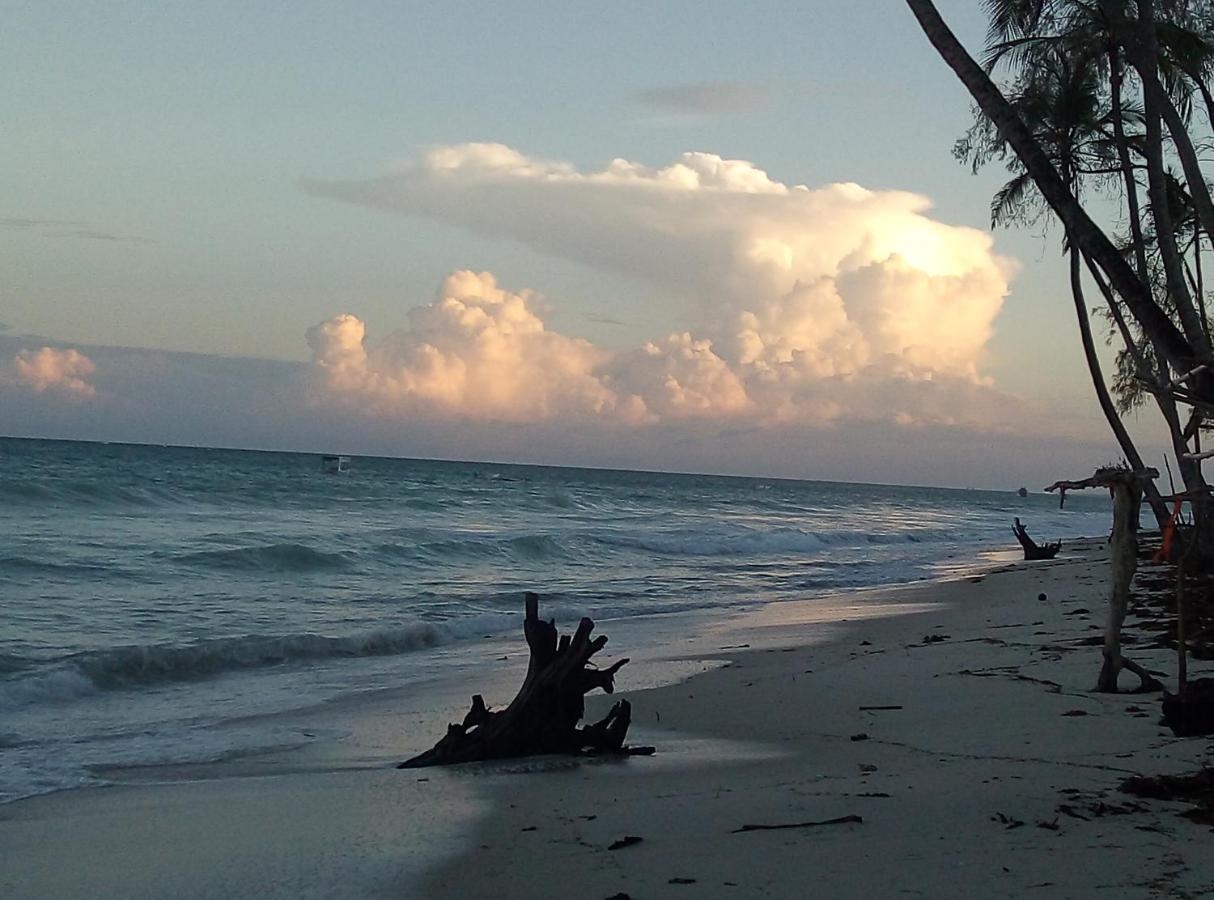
xmin=593 ymin=525 xmax=953 ymax=556
xmin=0 ymin=617 xmax=521 ymax=709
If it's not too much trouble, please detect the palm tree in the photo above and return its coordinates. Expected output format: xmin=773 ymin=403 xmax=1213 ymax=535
xmin=956 ymin=29 xmax=1173 ymax=524
xmin=906 ymin=0 xmax=1209 ymax=390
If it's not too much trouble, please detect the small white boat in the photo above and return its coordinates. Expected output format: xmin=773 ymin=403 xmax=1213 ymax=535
xmin=320 ymin=454 xmax=350 ymax=474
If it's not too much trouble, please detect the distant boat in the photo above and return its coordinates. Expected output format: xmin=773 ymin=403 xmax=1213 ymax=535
xmin=1017 ymin=487 xmax=1028 ymax=497
xmin=320 ymin=454 xmax=350 ymax=474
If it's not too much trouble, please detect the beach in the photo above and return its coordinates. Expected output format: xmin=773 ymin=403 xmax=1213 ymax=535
xmin=3 ymin=539 xmax=1211 ymax=899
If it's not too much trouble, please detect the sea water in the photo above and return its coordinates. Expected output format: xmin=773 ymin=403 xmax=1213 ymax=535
xmin=0 ymin=436 xmax=1110 ymax=802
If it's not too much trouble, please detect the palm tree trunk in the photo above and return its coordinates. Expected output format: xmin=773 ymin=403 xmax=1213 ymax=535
xmin=1109 ymin=44 xmax=1152 ymax=284
xmin=1120 ymin=0 xmax=1214 ymax=356
xmin=1082 ymin=255 xmax=1171 ymax=529
xmin=1127 ymin=3 xmax=1211 ymax=354
xmin=1069 ymin=244 xmax=1166 ymax=521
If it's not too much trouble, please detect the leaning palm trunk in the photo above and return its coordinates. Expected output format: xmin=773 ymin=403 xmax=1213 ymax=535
xmin=1069 ymin=243 xmax=1170 ymax=525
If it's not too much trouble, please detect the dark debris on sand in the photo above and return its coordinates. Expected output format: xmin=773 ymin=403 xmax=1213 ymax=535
xmin=1122 ymin=768 xmax=1214 ymax=826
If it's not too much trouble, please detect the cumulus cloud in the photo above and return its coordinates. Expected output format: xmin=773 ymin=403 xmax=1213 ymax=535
xmin=14 ymin=347 xmax=97 ymax=397
xmin=308 ymin=271 xmax=640 ymax=423
xmin=304 ymin=146 xmax=1016 ymax=430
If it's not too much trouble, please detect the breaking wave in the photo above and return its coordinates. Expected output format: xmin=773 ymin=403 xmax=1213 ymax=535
xmin=0 ymin=478 xmax=190 ymax=509
xmin=0 ymin=618 xmax=518 ymax=709
xmin=593 ymin=525 xmax=957 ymax=556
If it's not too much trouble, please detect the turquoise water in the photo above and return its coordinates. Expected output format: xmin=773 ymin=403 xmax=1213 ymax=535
xmin=0 ymin=436 xmax=1109 ymax=800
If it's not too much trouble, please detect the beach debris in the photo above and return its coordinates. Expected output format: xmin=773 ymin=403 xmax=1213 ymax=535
xmin=859 ymin=704 xmax=903 ymax=711
xmin=1038 ymin=592 xmax=1048 ymax=601
xmin=1046 ymin=467 xmax=1165 ymax=693
xmin=732 ymin=814 xmax=863 ymax=833
xmin=668 ymin=877 xmax=697 ymax=884
xmin=608 ymin=835 xmax=644 ymax=850
xmin=1123 ymin=768 xmax=1214 ymax=825
xmin=1061 ymin=709 xmax=1089 ymax=717
xmin=1161 ymin=677 xmax=1214 ymax=736
xmin=1057 ymin=804 xmax=1090 ymax=821
xmin=1013 ymin=518 xmax=1061 ymax=560
xmin=1057 ymin=796 xmax=1148 ymax=821
xmin=398 ymin=592 xmax=652 ymax=767
xmin=922 ymin=634 xmax=949 ymax=644
xmin=991 ymin=812 xmax=1025 ymax=829
xmin=1036 ymin=818 xmax=1060 ymax=831
xmin=602 ymin=894 xmax=632 ymax=900
xmin=850 ymin=733 xmax=870 ymax=742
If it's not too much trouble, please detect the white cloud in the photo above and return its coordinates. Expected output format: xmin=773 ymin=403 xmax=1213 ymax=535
xmin=304 ymin=146 xmax=1017 ymax=431
xmin=14 ymin=347 xmax=96 ymax=398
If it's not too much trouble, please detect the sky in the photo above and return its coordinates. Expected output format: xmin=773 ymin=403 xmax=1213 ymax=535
xmin=0 ymin=1 xmax=1178 ymax=488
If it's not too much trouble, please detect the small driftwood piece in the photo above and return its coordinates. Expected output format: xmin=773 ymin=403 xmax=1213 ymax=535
xmin=399 ymin=592 xmax=643 ymax=767
xmin=1046 ymin=467 xmax=1163 ymax=693
xmin=1013 ymin=517 xmax=1061 ymax=560
xmin=732 ymin=814 xmax=863 ymax=833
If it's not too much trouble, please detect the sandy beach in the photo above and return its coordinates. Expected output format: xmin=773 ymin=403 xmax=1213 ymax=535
xmin=3 ymin=542 xmax=1212 ymax=899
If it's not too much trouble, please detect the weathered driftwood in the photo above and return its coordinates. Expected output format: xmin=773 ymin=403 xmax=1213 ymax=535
xmin=399 ymin=592 xmax=647 ymax=768
xmin=1013 ymin=517 xmax=1061 ymax=560
xmin=1046 ymin=467 xmax=1163 ymax=693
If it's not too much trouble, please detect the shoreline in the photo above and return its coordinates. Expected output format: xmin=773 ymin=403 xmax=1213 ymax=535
xmin=4 ymin=541 xmax=1211 ymax=898
xmin=422 ymin=539 xmax=1213 ymax=899
xmin=0 ymin=542 xmax=1021 ymax=808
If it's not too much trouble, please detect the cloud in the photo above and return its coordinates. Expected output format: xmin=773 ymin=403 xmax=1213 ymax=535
xmin=307 ymin=271 xmax=638 ymax=423
xmin=2 ymin=216 xmax=152 ymax=243
xmin=304 ymin=146 xmax=1015 ymax=431
xmin=14 ymin=347 xmax=97 ymax=398
xmin=632 ymin=81 xmax=772 ymax=119
xmin=583 ymin=312 xmax=629 ymax=326
xmin=1 ymin=216 xmax=87 ymax=229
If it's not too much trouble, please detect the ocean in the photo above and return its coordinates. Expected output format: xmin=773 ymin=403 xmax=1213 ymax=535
xmin=0 ymin=436 xmax=1111 ymax=803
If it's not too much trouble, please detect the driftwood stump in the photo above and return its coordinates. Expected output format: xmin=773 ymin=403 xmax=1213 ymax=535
xmin=399 ymin=592 xmax=647 ymax=767
xmin=1047 ymin=467 xmax=1164 ymax=693
xmin=1013 ymin=518 xmax=1061 ymax=560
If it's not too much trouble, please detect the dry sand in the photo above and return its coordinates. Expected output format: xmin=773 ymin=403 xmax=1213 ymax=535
xmin=3 ymin=542 xmax=1213 ymax=899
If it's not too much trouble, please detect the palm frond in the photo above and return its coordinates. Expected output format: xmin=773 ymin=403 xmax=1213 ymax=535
xmin=990 ymin=171 xmax=1036 ymax=227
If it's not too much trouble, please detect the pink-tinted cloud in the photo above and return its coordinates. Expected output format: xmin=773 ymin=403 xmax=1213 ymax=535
xmin=307 ymin=271 xmax=639 ymax=423
xmin=304 ymin=147 xmax=1018 ymax=431
xmin=14 ymin=347 xmax=96 ymax=398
